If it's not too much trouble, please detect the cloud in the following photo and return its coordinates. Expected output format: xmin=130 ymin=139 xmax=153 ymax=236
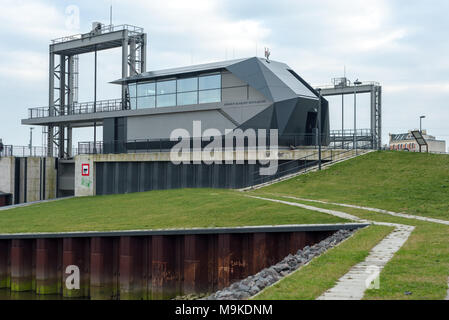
xmin=0 ymin=0 xmax=68 ymax=40
xmin=0 ymin=51 xmax=47 ymax=82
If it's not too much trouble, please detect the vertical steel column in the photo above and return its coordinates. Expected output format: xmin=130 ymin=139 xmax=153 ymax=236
xmin=121 ymin=32 xmax=129 ymax=109
xmin=129 ymin=38 xmax=137 ymax=77
xmin=151 ymin=235 xmax=182 ymax=300
xmin=377 ymin=86 xmax=382 ymax=149
xmin=289 ymin=232 xmax=307 ymax=254
xmin=47 ymin=50 xmax=55 ymax=157
xmin=342 ymin=94 xmax=344 ymax=148
xmin=67 ymin=55 xmax=74 ymax=157
xmin=217 ymin=234 xmax=231 ymax=289
xmin=370 ymin=87 xmax=376 ymax=149
xmin=0 ymin=240 xmax=10 ymax=288
xmin=62 ymin=238 xmax=90 ymax=298
xmin=250 ymin=233 xmax=268 ymax=275
xmin=58 ymin=55 xmax=66 ymax=159
xmin=10 ymin=239 xmax=33 ymax=292
xmin=90 ymin=237 xmax=118 ymax=300
xmin=119 ymin=236 xmax=145 ymax=300
xmin=141 ymin=33 xmax=147 ymax=73
xmin=183 ymin=235 xmax=208 ymax=295
xmin=35 ymin=239 xmax=59 ymax=295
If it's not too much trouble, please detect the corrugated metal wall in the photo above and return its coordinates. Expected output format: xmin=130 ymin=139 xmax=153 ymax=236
xmin=95 ymin=160 xmax=312 ymax=195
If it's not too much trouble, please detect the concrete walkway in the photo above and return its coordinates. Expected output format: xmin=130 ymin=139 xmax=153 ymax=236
xmin=317 ymin=224 xmax=414 ymax=300
xmin=281 ymin=196 xmax=449 ymax=226
xmin=247 ymin=195 xmax=415 ymax=300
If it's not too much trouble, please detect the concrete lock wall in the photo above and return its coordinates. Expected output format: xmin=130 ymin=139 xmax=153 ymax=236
xmin=0 ymin=157 xmax=57 ymax=205
xmin=0 ymin=157 xmax=15 ymax=196
xmin=73 ymin=150 xmax=346 ymax=197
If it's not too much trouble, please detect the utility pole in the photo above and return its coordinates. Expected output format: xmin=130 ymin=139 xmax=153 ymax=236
xmin=94 ymin=49 xmax=97 ymax=154
xmin=29 ymin=127 xmax=34 ymax=156
xmin=353 ymin=79 xmax=362 ymax=154
xmin=317 ymin=88 xmax=322 ymax=170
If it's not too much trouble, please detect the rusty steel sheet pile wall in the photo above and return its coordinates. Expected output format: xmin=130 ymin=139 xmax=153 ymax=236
xmin=0 ymin=230 xmax=335 ymax=300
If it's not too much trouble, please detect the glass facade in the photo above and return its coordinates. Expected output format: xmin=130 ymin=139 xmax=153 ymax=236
xmin=129 ymin=73 xmax=222 ymax=109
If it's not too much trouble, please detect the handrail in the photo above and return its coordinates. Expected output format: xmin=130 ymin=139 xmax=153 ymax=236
xmin=28 ymin=98 xmax=124 ymax=119
xmin=51 ymin=24 xmax=144 ymax=44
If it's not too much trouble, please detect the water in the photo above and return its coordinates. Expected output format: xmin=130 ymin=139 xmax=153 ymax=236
xmin=0 ymin=289 xmax=86 ymax=300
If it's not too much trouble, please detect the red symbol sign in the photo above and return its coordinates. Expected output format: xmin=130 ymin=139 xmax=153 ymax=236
xmin=81 ymin=164 xmax=90 ymax=176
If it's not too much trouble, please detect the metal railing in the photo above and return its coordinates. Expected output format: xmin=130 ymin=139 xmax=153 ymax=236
xmin=0 ymin=145 xmax=79 ymax=158
xmin=28 ymin=98 xmax=124 ymax=119
xmin=77 ymin=133 xmax=370 ymax=155
xmin=78 ymin=134 xmax=328 ymax=155
xmin=251 ymin=137 xmax=373 ymax=186
xmin=314 ymin=81 xmax=380 ymax=90
xmin=330 ymin=129 xmax=372 ymax=137
xmin=51 ymin=24 xmax=144 ymax=44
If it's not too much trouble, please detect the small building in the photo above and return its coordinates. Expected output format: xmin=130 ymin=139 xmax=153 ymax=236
xmin=389 ymin=130 xmax=446 ymax=153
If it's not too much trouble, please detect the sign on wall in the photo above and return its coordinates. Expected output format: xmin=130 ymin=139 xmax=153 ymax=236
xmin=81 ymin=163 xmax=90 ymax=176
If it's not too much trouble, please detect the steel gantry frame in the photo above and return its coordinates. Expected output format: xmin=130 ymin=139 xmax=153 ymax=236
xmin=46 ymin=24 xmax=147 ymax=158
xmin=316 ymin=79 xmax=382 ymax=150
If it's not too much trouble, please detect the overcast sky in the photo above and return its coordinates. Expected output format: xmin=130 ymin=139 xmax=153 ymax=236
xmin=1 ymin=0 xmax=448 ymax=150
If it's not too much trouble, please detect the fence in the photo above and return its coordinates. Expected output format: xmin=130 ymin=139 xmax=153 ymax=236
xmin=28 ymin=98 xmax=124 ymax=119
xmin=0 ymin=145 xmax=79 ymax=158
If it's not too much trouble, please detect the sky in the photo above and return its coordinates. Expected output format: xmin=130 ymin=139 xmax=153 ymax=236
xmin=1 ymin=0 xmax=448 ymax=150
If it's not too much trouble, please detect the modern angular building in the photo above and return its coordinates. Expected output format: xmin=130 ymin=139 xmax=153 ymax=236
xmin=105 ymin=57 xmax=329 ymax=152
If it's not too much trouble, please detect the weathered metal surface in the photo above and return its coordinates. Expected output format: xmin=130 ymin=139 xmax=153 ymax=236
xmin=151 ymin=235 xmax=183 ymax=300
xmin=90 ymin=237 xmax=119 ymax=300
xmin=0 ymin=225 xmax=365 ymax=299
xmin=35 ymin=239 xmax=59 ymax=294
xmin=10 ymin=239 xmax=33 ymax=291
xmin=62 ymin=238 xmax=90 ymax=298
xmin=0 ymin=240 xmax=10 ymax=288
xmin=0 ymin=223 xmax=368 ymax=239
xmin=119 ymin=236 xmax=146 ymax=300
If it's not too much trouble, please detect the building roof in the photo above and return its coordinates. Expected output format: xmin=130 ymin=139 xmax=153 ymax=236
xmin=390 ymin=133 xmax=412 ymax=142
xmin=113 ymin=57 xmax=319 ymax=102
xmin=112 ymin=58 xmax=248 ymax=84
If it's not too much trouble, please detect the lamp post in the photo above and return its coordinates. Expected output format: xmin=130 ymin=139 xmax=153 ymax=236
xmin=29 ymin=127 xmax=34 ymax=156
xmin=317 ymin=88 xmax=322 ymax=170
xmin=353 ymin=79 xmax=362 ymax=153
xmin=420 ymin=115 xmax=426 ymax=134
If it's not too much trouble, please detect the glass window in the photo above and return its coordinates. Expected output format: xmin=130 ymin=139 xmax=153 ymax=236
xmin=137 ymin=82 xmax=155 ymax=97
xmin=157 ymin=80 xmax=176 ymax=95
xmin=137 ymin=96 xmax=155 ymax=109
xmin=130 ymin=97 xmax=137 ymax=109
xmin=199 ymin=89 xmax=221 ymax=104
xmin=177 ymin=92 xmax=198 ymax=106
xmin=199 ymin=74 xmax=221 ymax=90
xmin=157 ymin=94 xmax=176 ymax=107
xmin=128 ymin=83 xmax=137 ymax=98
xmin=177 ymin=77 xmax=198 ymax=93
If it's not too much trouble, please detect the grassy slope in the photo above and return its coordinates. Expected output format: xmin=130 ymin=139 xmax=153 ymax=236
xmin=256 ymin=151 xmax=449 ymax=220
xmin=252 ymin=151 xmax=449 ymax=299
xmin=258 ymin=197 xmax=449 ymax=300
xmin=0 ymin=189 xmax=346 ymax=234
xmin=254 ymin=225 xmax=393 ymax=300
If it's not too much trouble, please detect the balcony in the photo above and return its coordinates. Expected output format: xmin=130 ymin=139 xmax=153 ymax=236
xmin=28 ymin=98 xmax=124 ymax=119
